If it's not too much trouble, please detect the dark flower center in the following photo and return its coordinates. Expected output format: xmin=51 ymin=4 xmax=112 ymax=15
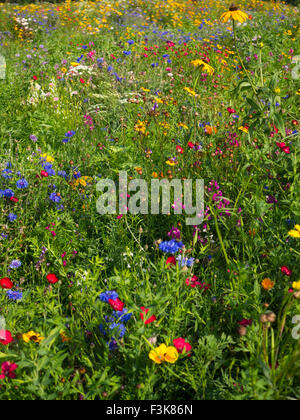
xmin=229 ymin=5 xmax=238 ymax=11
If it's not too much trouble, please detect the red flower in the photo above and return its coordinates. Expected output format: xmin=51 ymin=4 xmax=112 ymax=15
xmin=185 ymin=275 xmax=200 ymax=288
xmin=281 ymin=266 xmax=292 ymax=276
xmin=46 ymin=273 xmax=59 ymax=284
xmin=80 ymin=78 xmax=85 ymax=84
xmin=227 ymin=107 xmax=236 ymax=114
xmin=176 ymin=146 xmax=184 ymax=154
xmin=166 ymin=256 xmax=176 ymax=267
xmin=276 ymin=142 xmax=290 ymax=154
xmin=108 ymin=298 xmax=124 ymax=312
xmin=41 ymin=170 xmax=49 ymax=178
xmin=173 ymin=337 xmax=192 ymax=356
xmin=0 ymin=278 xmax=13 ymax=289
xmin=0 ymin=330 xmax=13 ymax=345
xmin=33 ymin=76 xmax=37 ymax=81
xmin=10 ymin=197 xmax=19 ymax=203
xmin=0 ymin=361 xmax=18 ymax=379
xmin=140 ymin=307 xmax=156 ymax=325
xmin=239 ymin=319 xmax=252 ymax=327
xmin=188 ymin=141 xmax=195 ymax=149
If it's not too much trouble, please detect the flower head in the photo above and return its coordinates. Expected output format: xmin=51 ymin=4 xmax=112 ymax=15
xmin=22 ymin=331 xmax=45 ymax=343
xmin=220 ymin=6 xmax=248 ymax=23
xmin=261 ymin=278 xmax=275 ymax=291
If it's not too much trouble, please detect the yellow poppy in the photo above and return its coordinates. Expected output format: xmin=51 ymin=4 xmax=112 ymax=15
xmin=288 ymin=225 xmax=300 ymax=238
xmin=292 ymin=281 xmax=300 ymax=291
xmin=164 ymin=346 xmax=179 ymax=363
xmin=149 ymin=344 xmax=178 ymax=364
xmin=220 ymin=6 xmax=248 ymax=23
xmin=149 ymin=344 xmax=167 ymax=364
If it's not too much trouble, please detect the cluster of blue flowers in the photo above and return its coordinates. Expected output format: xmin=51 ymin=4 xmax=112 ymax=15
xmin=159 ymin=239 xmax=184 ymax=254
xmin=62 ymin=130 xmax=76 ymax=144
xmin=7 ymin=290 xmax=23 ymax=301
xmin=99 ymin=290 xmax=132 ymax=351
xmin=176 ymin=255 xmax=195 ymax=268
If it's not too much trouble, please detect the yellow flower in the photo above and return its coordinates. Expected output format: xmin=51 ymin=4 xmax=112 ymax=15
xmin=149 ymin=344 xmax=178 ymax=364
xmin=23 ymin=330 xmax=45 ymax=343
xmin=274 ymin=88 xmax=280 ymax=94
xmin=261 ymin=278 xmax=275 ymax=291
xmin=292 ymin=281 xmax=300 ymax=291
xmin=184 ymin=87 xmax=197 ymax=96
xmin=238 ymin=126 xmax=248 ymax=133
xmin=166 ymin=159 xmax=176 ymax=166
xmin=40 ymin=153 xmax=54 ymax=163
xmin=288 ymin=225 xmax=300 ymax=238
xmin=149 ymin=344 xmax=167 ymax=364
xmin=220 ymin=6 xmax=248 ymax=23
xmin=164 ymin=346 xmax=179 ymax=363
xmin=190 ymin=59 xmax=214 ymax=75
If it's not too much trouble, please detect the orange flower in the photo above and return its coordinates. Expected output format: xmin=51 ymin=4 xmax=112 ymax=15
xmin=261 ymin=278 xmax=275 ymax=291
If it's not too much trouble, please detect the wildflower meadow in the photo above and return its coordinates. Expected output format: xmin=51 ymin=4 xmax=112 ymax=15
xmin=0 ymin=0 xmax=299 ymax=401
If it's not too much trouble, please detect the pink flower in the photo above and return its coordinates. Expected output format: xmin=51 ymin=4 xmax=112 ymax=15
xmin=0 ymin=361 xmax=18 ymax=379
xmin=0 ymin=330 xmax=13 ymax=345
xmin=173 ymin=337 xmax=192 ymax=356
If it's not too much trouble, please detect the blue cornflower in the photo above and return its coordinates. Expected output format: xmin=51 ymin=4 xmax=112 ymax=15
xmin=109 ymin=322 xmax=126 ymax=338
xmin=9 ymin=259 xmax=22 ymax=269
xmin=99 ymin=290 xmax=119 ymax=303
xmin=6 ymin=290 xmax=23 ymax=301
xmin=16 ymin=178 xmax=29 ymax=189
xmin=159 ymin=239 xmax=184 ymax=254
xmin=8 ymin=213 xmax=17 ymax=222
xmin=49 ymin=192 xmax=62 ymax=203
xmin=114 ymin=308 xmax=132 ymax=323
xmin=123 ymin=51 xmax=131 ymax=56
xmin=65 ymin=130 xmax=76 ymax=138
xmin=128 ymin=40 xmax=134 ymax=45
xmin=176 ymin=255 xmax=195 ymax=267
xmin=2 ymin=189 xmax=15 ymax=198
xmin=108 ymin=338 xmax=118 ymax=351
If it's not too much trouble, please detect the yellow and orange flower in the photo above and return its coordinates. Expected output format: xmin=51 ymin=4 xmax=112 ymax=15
xmin=149 ymin=344 xmax=178 ymax=364
xmin=261 ymin=278 xmax=275 ymax=291
xmin=220 ymin=6 xmax=248 ymax=23
xmin=23 ymin=330 xmax=45 ymax=343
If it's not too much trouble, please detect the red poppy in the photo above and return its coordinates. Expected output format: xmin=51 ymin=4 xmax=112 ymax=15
xmin=33 ymin=76 xmax=37 ymax=81
xmin=166 ymin=256 xmax=176 ymax=267
xmin=226 ymin=107 xmax=236 ymax=114
xmin=176 ymin=146 xmax=184 ymax=154
xmin=46 ymin=273 xmax=59 ymax=284
xmin=0 ymin=330 xmax=13 ymax=345
xmin=281 ymin=266 xmax=292 ymax=276
xmin=188 ymin=141 xmax=195 ymax=149
xmin=173 ymin=337 xmax=192 ymax=356
xmin=140 ymin=307 xmax=156 ymax=325
xmin=0 ymin=278 xmax=13 ymax=289
xmin=41 ymin=170 xmax=49 ymax=178
xmin=10 ymin=197 xmax=19 ymax=203
xmin=108 ymin=298 xmax=124 ymax=312
xmin=80 ymin=78 xmax=85 ymax=84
